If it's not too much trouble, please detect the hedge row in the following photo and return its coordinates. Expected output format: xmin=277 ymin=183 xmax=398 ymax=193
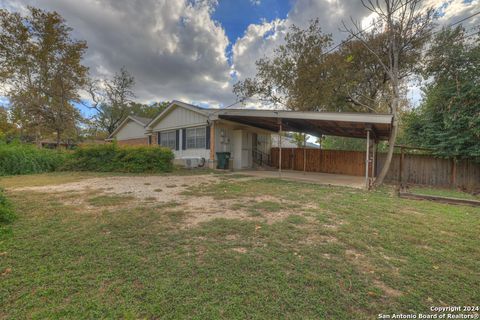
xmin=65 ymin=143 xmax=174 ymax=173
xmin=0 ymin=143 xmax=67 ymax=176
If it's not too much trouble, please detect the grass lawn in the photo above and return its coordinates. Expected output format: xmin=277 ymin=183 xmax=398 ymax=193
xmin=0 ymin=172 xmax=479 ymax=319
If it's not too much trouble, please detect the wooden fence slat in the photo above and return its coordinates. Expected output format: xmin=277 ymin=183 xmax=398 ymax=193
xmin=270 ymin=148 xmax=480 ymax=190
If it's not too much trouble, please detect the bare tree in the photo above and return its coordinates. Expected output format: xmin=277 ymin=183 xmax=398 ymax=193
xmin=343 ymin=0 xmax=434 ymax=186
xmin=87 ymin=67 xmax=136 ymax=134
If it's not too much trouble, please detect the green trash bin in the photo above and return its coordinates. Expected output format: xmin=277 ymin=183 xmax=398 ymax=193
xmin=216 ymin=152 xmax=231 ymax=169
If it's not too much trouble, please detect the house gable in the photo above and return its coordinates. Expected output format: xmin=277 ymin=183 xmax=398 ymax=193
xmin=111 ymin=118 xmax=146 ymax=140
xmin=148 ymin=101 xmax=209 ymax=132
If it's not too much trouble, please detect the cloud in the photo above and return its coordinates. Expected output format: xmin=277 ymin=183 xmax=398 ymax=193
xmin=2 ymin=0 xmax=233 ymax=105
xmin=1 ymin=0 xmax=477 ymax=108
xmin=231 ymin=0 xmax=479 ymax=106
xmin=231 ymin=0 xmax=370 ymax=83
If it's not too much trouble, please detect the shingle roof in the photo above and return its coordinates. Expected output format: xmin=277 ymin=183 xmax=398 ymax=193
xmin=130 ymin=115 xmax=152 ymax=125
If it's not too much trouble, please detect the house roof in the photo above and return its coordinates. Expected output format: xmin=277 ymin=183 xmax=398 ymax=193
xmin=110 ymin=100 xmax=393 ymax=141
xmin=130 ymin=115 xmax=153 ymax=125
xmin=146 ymin=100 xmax=212 ymax=129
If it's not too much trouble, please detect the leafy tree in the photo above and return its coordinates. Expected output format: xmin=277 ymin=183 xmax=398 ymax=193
xmin=233 ymin=19 xmax=334 ymax=110
xmin=0 ymin=106 xmax=16 ymax=141
xmin=0 ymin=7 xmax=88 ymax=145
xmin=403 ymin=26 xmax=480 ymax=160
xmin=343 ymin=0 xmax=434 ymax=186
xmin=129 ymin=101 xmax=170 ymax=119
xmin=233 ymin=18 xmax=418 ymax=113
xmin=291 ymin=133 xmax=307 ymax=147
xmin=88 ymin=67 xmax=136 ymax=134
xmin=321 ymin=136 xmax=366 ymax=151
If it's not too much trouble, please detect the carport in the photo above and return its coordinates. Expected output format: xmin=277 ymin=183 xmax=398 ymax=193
xmin=214 ymin=109 xmax=393 ymax=189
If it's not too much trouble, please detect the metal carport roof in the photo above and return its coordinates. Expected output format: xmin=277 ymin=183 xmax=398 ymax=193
xmin=214 ymin=109 xmax=393 ymax=140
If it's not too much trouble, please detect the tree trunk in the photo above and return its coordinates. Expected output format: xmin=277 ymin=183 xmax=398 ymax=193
xmin=56 ymin=129 xmax=61 ymax=149
xmin=374 ymin=111 xmax=398 ymax=186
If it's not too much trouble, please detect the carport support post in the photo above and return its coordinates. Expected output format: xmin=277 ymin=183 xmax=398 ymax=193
xmin=303 ymin=134 xmax=306 ymax=174
xmin=365 ymin=130 xmax=370 ymax=189
xmin=371 ymin=141 xmax=376 ymax=179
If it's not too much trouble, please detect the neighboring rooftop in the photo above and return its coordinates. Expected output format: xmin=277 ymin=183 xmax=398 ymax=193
xmin=130 ymin=115 xmax=153 ymax=125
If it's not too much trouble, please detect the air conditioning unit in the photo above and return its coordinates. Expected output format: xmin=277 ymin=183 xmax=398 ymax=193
xmin=182 ymin=157 xmax=204 ymax=168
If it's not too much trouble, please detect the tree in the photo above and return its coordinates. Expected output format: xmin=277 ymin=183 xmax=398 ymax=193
xmin=129 ymin=101 xmax=170 ymax=119
xmin=233 ymin=19 xmax=414 ymax=113
xmin=343 ymin=0 xmax=434 ymax=186
xmin=0 ymin=7 xmax=88 ymax=144
xmin=403 ymin=26 xmax=480 ymax=160
xmin=88 ymin=67 xmax=136 ymax=134
xmin=233 ymin=19 xmax=334 ymax=110
xmin=0 ymin=106 xmax=16 ymax=141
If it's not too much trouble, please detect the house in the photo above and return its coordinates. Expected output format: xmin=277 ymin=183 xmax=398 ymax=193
xmin=271 ymin=134 xmax=319 ymax=148
xmin=108 ymin=115 xmax=153 ymax=146
xmin=108 ymin=100 xmax=393 ymax=182
xmin=108 ymin=101 xmax=273 ymax=169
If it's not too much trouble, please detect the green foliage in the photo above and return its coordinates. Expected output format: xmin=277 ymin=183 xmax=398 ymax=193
xmin=233 ymin=17 xmax=428 ymax=112
xmin=130 ymin=101 xmax=170 ymax=119
xmin=321 ymin=136 xmax=366 ymax=151
xmin=403 ymin=26 xmax=480 ymax=160
xmin=0 ymin=7 xmax=88 ymax=143
xmin=0 ymin=188 xmax=15 ymax=237
xmin=89 ymin=68 xmax=136 ymax=134
xmin=66 ymin=143 xmax=174 ymax=173
xmin=0 ymin=143 xmax=67 ymax=176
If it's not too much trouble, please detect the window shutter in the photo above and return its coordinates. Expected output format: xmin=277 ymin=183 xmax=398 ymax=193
xmin=182 ymin=129 xmax=186 ymax=150
xmin=205 ymin=126 xmax=210 ymax=149
xmin=175 ymin=130 xmax=180 ymax=151
xmin=157 ymin=132 xmax=161 ymax=145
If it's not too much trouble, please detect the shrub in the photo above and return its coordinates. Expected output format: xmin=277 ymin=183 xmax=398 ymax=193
xmin=0 ymin=188 xmax=15 ymax=238
xmin=66 ymin=143 xmax=174 ymax=173
xmin=0 ymin=143 xmax=68 ymax=176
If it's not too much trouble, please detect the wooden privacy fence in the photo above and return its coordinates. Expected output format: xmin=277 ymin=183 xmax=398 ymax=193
xmin=270 ymin=147 xmax=480 ymax=190
xmin=377 ymin=153 xmax=480 ymax=190
xmin=270 ymin=148 xmax=366 ymax=176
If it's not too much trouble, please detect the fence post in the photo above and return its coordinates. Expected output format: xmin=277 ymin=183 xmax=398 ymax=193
xmin=365 ymin=130 xmax=370 ymax=189
xmin=450 ymin=158 xmax=457 ymax=187
xmin=398 ymin=147 xmax=405 ymax=187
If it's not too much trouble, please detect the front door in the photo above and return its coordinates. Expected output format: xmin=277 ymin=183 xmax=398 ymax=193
xmin=241 ymin=131 xmax=252 ymax=168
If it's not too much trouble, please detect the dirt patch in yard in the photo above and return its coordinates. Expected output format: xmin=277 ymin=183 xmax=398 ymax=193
xmin=11 ymin=174 xmax=317 ymax=227
xmin=12 ymin=175 xmax=221 ymax=201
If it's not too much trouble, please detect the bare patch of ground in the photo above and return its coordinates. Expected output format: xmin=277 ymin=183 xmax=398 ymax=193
xmin=11 ymin=174 xmax=311 ymax=226
xmin=345 ymin=248 xmax=403 ymax=298
xmin=12 ymin=175 xmax=221 ymax=201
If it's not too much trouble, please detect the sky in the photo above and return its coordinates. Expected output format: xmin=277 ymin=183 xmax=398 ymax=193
xmin=0 ymin=0 xmax=479 ymax=114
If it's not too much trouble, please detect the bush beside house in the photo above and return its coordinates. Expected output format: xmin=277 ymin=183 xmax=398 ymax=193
xmin=0 ymin=143 xmax=67 ymax=176
xmin=66 ymin=143 xmax=174 ymax=173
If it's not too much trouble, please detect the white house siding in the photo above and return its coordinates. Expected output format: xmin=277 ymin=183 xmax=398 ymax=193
xmin=214 ymin=120 xmax=272 ymax=169
xmin=115 ymin=121 xmax=146 ymax=140
xmin=152 ymin=106 xmax=208 ymax=131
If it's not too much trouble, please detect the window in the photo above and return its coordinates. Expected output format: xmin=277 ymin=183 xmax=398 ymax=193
xmin=186 ymin=127 xmax=205 ymax=149
xmin=159 ymin=130 xmax=176 ymax=149
xmin=148 ymin=135 xmax=152 ymax=145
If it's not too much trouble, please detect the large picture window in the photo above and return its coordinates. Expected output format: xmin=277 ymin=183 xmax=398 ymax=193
xmin=159 ymin=130 xmax=176 ymax=149
xmin=186 ymin=127 xmax=206 ymax=149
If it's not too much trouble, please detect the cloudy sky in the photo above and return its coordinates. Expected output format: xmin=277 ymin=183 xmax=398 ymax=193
xmin=1 ymin=0 xmax=479 ymax=109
